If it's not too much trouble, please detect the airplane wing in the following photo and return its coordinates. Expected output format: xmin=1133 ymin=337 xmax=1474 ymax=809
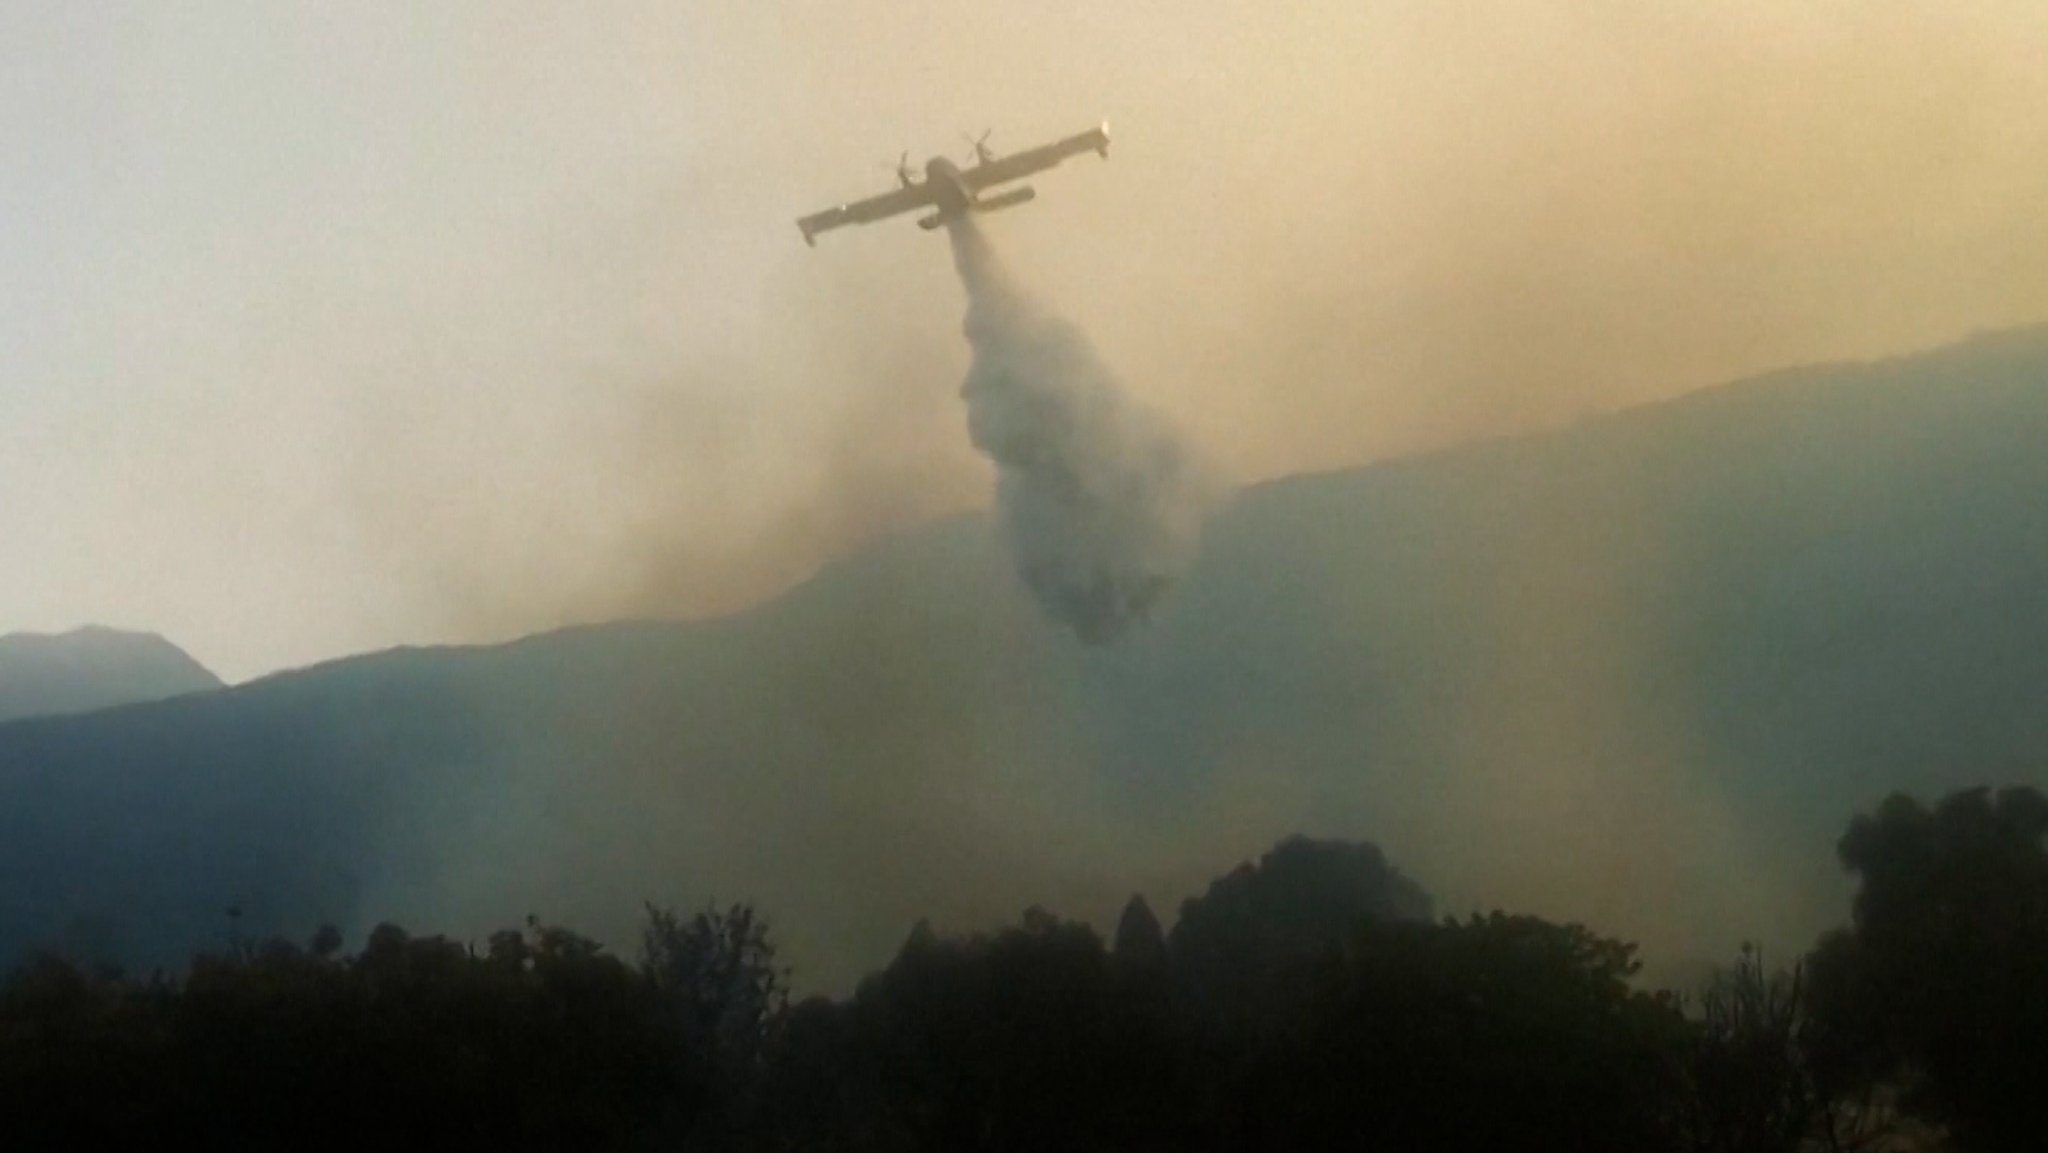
xmin=797 ymin=183 xmax=935 ymax=245
xmin=960 ymin=122 xmax=1110 ymax=191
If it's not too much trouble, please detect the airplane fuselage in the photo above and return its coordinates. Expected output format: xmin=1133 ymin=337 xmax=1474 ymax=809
xmin=923 ymin=157 xmax=976 ymax=217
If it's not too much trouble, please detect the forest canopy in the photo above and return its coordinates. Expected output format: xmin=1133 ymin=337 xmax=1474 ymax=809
xmin=4 ymin=788 xmax=2042 ymax=1152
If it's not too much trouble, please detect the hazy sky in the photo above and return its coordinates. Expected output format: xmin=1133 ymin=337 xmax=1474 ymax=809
xmin=6 ymin=2 xmax=2047 ymax=680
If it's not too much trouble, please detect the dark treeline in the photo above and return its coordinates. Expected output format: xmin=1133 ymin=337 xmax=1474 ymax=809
xmin=4 ymin=787 xmax=2044 ymax=1152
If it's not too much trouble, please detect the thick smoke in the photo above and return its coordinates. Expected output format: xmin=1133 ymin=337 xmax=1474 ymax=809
xmin=948 ymin=220 xmax=1214 ymax=642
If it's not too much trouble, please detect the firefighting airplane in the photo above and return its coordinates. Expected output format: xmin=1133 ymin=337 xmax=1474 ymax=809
xmin=797 ymin=121 xmax=1110 ymax=246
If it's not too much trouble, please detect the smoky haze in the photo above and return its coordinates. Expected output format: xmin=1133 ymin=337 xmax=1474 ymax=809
xmin=6 ymin=4 xmax=2047 ymax=677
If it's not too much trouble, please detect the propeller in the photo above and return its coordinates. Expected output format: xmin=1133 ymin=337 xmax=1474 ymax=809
xmin=877 ymin=149 xmax=918 ymax=186
xmin=962 ymin=128 xmax=996 ymax=164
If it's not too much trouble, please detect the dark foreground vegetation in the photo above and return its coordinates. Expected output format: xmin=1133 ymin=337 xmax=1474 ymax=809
xmin=4 ymin=787 xmax=2043 ymax=1152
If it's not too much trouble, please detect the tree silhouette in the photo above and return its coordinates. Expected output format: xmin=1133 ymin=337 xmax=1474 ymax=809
xmin=1806 ymin=787 xmax=2048 ymax=1153
xmin=1110 ymin=894 xmax=1168 ymax=971
xmin=1241 ymin=912 xmax=1690 ymax=1153
xmin=1680 ymin=943 xmax=1901 ymax=1153
xmin=640 ymin=901 xmax=788 ymax=1144
xmin=772 ymin=906 xmax=1195 ymax=1152
xmin=1167 ymin=835 xmax=1432 ymax=1023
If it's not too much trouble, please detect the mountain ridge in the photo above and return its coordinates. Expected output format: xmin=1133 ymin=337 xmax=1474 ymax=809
xmin=0 ymin=626 xmax=223 ymax=724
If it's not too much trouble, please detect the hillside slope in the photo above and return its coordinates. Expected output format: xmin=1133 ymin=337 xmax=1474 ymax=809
xmin=2 ymin=330 xmax=2043 ymax=988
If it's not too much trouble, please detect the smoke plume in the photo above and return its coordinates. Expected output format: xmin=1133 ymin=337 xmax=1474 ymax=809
xmin=947 ymin=220 xmax=1215 ymax=642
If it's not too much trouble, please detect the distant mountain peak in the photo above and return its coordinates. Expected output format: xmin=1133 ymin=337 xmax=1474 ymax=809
xmin=0 ymin=626 xmax=222 ymax=723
